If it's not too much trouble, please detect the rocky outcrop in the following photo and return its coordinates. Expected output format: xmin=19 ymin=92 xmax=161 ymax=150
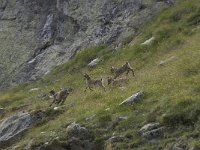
xmin=0 ymin=0 xmax=174 ymax=88
xmin=0 ymin=109 xmax=63 ymax=148
xmin=0 ymin=112 xmax=31 ymax=147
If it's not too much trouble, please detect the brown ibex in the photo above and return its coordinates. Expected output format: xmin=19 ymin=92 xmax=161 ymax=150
xmin=49 ymin=87 xmax=73 ymax=107
xmin=111 ymin=62 xmax=135 ymax=79
xmin=83 ymin=73 xmax=106 ymax=91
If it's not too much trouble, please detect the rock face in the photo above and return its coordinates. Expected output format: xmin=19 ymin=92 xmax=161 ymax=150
xmin=0 ymin=112 xmax=31 ymax=147
xmin=120 ymin=91 xmax=144 ymax=105
xmin=0 ymin=0 xmax=173 ymax=88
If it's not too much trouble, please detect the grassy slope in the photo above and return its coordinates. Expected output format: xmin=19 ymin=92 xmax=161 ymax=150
xmin=0 ymin=0 xmax=200 ymax=149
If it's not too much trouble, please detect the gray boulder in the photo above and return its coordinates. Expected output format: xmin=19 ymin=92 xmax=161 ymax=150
xmin=139 ymin=123 xmax=165 ymax=140
xmin=66 ymin=122 xmax=92 ymax=140
xmin=0 ymin=112 xmax=31 ymax=147
xmin=120 ymin=91 xmax=144 ymax=106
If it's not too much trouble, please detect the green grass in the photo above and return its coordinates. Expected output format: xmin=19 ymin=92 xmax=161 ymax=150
xmin=0 ymin=0 xmax=200 ymax=149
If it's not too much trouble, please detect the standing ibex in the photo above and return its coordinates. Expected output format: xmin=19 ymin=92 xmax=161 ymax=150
xmin=49 ymin=88 xmax=73 ymax=107
xmin=83 ymin=73 xmax=106 ymax=91
xmin=111 ymin=62 xmax=135 ymax=79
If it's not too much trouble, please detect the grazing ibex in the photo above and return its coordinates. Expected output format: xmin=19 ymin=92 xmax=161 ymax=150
xmin=83 ymin=73 xmax=106 ymax=91
xmin=49 ymin=88 xmax=73 ymax=107
xmin=111 ymin=62 xmax=135 ymax=79
xmin=107 ymin=77 xmax=129 ymax=87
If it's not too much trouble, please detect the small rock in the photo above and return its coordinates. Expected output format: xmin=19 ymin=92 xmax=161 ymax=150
xmin=53 ymin=107 xmax=59 ymax=110
xmin=29 ymin=88 xmax=39 ymax=92
xmin=88 ymin=58 xmax=101 ymax=68
xmin=139 ymin=123 xmax=161 ymax=134
xmin=141 ymin=37 xmax=155 ymax=45
xmin=53 ymin=106 xmax=65 ymax=111
xmin=141 ymin=127 xmax=165 ymax=140
xmin=0 ymin=108 xmax=5 ymax=114
xmin=120 ymin=91 xmax=144 ymax=106
xmin=139 ymin=123 xmax=165 ymax=141
xmin=118 ymin=116 xmax=128 ymax=121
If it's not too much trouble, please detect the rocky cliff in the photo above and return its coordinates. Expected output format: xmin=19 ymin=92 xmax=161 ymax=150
xmin=0 ymin=0 xmax=172 ymax=88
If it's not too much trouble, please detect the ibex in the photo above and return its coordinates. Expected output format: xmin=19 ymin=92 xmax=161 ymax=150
xmin=83 ymin=73 xmax=106 ymax=91
xmin=107 ymin=77 xmax=129 ymax=87
xmin=111 ymin=62 xmax=135 ymax=79
xmin=49 ymin=88 xmax=73 ymax=107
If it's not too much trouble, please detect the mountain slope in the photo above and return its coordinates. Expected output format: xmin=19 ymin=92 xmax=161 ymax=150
xmin=0 ymin=0 xmax=170 ymax=88
xmin=0 ymin=0 xmax=200 ymax=149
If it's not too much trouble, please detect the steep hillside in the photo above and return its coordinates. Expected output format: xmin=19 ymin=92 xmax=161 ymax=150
xmin=0 ymin=0 xmax=171 ymax=88
xmin=0 ymin=0 xmax=200 ymax=149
